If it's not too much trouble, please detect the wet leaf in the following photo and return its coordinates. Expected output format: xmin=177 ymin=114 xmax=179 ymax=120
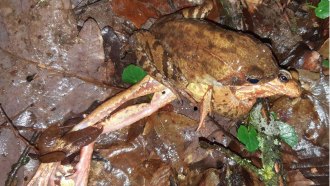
xmin=315 ymin=0 xmax=329 ymax=19
xmin=278 ymin=122 xmax=298 ymax=148
xmin=122 ymin=64 xmax=147 ymax=84
xmin=67 ymin=18 xmax=107 ymax=82
xmin=237 ymin=125 xmax=259 ymax=152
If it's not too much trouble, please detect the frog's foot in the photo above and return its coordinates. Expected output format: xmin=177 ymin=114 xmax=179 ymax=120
xmin=27 ymin=162 xmax=59 ymax=186
xmin=64 ymin=143 xmax=95 ymax=185
xmin=196 ymin=88 xmax=212 ymax=131
xmin=182 ymin=0 xmax=213 ymax=19
xmin=28 ymin=143 xmax=94 ymax=186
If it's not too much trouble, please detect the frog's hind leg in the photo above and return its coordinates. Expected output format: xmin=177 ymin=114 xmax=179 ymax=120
xmin=29 ymin=76 xmax=177 ymax=186
xmin=197 ymin=87 xmax=212 ymax=131
xmin=133 ymin=31 xmax=185 ymax=102
xmin=182 ymin=0 xmax=213 ymax=19
xmin=100 ymin=88 xmax=176 ymax=133
xmin=72 ymin=75 xmax=166 ymax=131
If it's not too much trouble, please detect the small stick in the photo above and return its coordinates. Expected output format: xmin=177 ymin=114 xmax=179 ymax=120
xmin=0 ymin=104 xmax=38 ymax=151
xmin=5 ymin=132 xmax=40 ymax=186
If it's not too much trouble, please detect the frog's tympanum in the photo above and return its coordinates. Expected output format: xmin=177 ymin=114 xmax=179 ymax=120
xmin=131 ymin=0 xmax=301 ymax=129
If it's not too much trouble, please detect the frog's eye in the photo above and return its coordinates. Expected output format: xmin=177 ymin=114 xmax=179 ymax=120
xmin=247 ymin=77 xmax=260 ymax=84
xmin=278 ymin=70 xmax=292 ymax=83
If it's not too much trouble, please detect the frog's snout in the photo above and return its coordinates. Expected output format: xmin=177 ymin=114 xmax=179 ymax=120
xmin=232 ymin=69 xmax=302 ymax=100
xmin=276 ymin=69 xmax=302 ymax=98
xmin=280 ymin=79 xmax=302 ymax=97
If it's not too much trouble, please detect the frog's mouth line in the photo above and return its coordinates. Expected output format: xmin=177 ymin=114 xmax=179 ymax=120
xmin=231 ymin=78 xmax=302 ymax=100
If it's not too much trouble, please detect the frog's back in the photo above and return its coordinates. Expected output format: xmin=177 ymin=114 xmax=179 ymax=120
xmin=151 ymin=19 xmax=279 ymax=86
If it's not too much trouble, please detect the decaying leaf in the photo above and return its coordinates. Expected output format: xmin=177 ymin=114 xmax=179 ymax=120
xmin=278 ymin=122 xmax=298 ymax=148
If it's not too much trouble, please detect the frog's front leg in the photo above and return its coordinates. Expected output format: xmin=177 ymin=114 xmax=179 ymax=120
xmin=186 ymin=83 xmax=213 ymax=130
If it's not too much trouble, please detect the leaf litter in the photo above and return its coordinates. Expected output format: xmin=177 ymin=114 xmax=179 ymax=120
xmin=0 ymin=0 xmax=328 ymax=185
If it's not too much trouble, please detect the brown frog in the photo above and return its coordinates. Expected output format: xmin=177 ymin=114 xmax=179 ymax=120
xmin=30 ymin=2 xmax=302 ymax=184
xmin=131 ymin=0 xmax=301 ymax=129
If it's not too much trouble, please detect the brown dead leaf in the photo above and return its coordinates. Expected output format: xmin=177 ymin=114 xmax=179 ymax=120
xmin=243 ymin=0 xmax=263 ymax=13
xmin=287 ymin=170 xmax=315 ymax=186
xmin=67 ymin=18 xmax=108 ymax=82
xmin=144 ymin=112 xmax=198 ymax=166
xmin=149 ymin=165 xmax=174 ymax=186
xmin=111 ymin=0 xmax=161 ymax=28
xmin=110 ymin=0 xmax=195 ymax=28
xmin=318 ymin=38 xmax=329 ymax=58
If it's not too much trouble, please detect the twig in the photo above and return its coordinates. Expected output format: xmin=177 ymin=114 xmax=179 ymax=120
xmin=0 ymin=104 xmax=38 ymax=152
xmin=275 ymin=0 xmax=292 ymax=27
xmin=5 ymin=132 xmax=40 ymax=186
xmin=199 ymin=139 xmax=260 ymax=176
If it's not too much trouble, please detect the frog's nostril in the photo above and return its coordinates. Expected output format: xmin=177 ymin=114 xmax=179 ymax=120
xmin=247 ymin=77 xmax=259 ymax=84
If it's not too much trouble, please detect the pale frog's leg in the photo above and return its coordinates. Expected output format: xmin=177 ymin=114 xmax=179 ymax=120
xmin=29 ymin=77 xmax=176 ymax=186
xmin=197 ymin=87 xmax=212 ymax=130
xmin=182 ymin=0 xmax=213 ymax=19
xmin=67 ymin=88 xmax=176 ymax=186
xmin=71 ymin=75 xmax=165 ymax=131
xmin=65 ymin=142 xmax=95 ymax=185
xmin=100 ymin=88 xmax=177 ymax=133
xmin=54 ymin=88 xmax=175 ymax=186
xmin=186 ymin=82 xmax=213 ymax=130
xmin=27 ymin=162 xmax=60 ymax=186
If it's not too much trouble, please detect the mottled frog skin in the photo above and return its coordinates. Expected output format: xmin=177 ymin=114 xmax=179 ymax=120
xmin=131 ymin=1 xmax=301 ymax=124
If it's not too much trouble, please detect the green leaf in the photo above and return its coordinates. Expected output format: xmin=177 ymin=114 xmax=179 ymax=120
xmin=122 ymin=64 xmax=147 ymax=84
xmin=278 ymin=122 xmax=298 ymax=148
xmin=237 ymin=125 xmax=259 ymax=152
xmin=315 ymin=0 xmax=329 ymax=19
xmin=322 ymin=59 xmax=329 ymax=68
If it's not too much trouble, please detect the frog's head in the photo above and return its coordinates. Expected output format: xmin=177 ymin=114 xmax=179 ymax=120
xmin=209 ymin=33 xmax=302 ymax=100
xmin=211 ymin=68 xmax=301 ymax=119
xmin=231 ymin=69 xmax=302 ymax=100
